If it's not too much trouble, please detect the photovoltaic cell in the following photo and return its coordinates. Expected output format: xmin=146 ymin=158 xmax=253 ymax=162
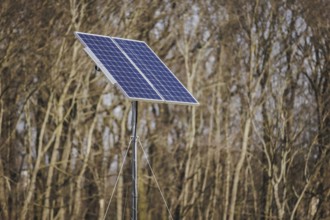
xmin=75 ymin=33 xmax=162 ymax=101
xmin=113 ymin=38 xmax=198 ymax=105
xmin=75 ymin=32 xmax=198 ymax=105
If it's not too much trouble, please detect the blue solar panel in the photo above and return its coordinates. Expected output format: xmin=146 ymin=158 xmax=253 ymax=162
xmin=113 ymin=38 xmax=198 ymax=105
xmin=75 ymin=32 xmax=198 ymax=105
xmin=75 ymin=32 xmax=163 ymax=102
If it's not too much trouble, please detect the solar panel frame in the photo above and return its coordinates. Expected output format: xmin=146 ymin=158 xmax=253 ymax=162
xmin=113 ymin=37 xmax=199 ymax=106
xmin=75 ymin=32 xmax=199 ymax=106
xmin=75 ymin=32 xmax=164 ymax=103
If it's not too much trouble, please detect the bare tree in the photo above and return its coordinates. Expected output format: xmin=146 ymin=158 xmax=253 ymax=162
xmin=0 ymin=0 xmax=329 ymax=219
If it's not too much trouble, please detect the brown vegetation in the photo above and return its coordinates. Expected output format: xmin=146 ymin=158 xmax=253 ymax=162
xmin=0 ymin=0 xmax=329 ymax=219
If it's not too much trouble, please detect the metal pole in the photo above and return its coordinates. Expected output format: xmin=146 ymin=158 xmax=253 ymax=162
xmin=131 ymin=101 xmax=138 ymax=220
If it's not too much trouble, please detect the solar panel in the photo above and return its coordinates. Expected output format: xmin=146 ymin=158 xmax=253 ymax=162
xmin=75 ymin=32 xmax=199 ymax=105
xmin=113 ymin=38 xmax=199 ymax=105
xmin=75 ymin=32 xmax=163 ymax=102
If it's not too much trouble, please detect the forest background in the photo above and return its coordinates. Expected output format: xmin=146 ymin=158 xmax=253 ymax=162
xmin=0 ymin=0 xmax=329 ymax=219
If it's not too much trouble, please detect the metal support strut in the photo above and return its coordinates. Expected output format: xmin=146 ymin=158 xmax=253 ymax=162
xmin=131 ymin=101 xmax=138 ymax=220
